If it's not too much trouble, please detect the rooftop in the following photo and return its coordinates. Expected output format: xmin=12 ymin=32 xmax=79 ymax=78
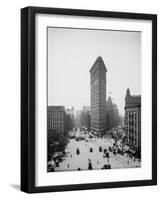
xmin=89 ymin=56 xmax=107 ymax=73
xmin=48 ymin=106 xmax=65 ymax=111
xmin=125 ymin=89 xmax=141 ymax=108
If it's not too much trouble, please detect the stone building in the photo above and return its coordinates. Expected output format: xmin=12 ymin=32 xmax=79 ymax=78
xmin=90 ymin=56 xmax=107 ymax=134
xmin=124 ymin=88 xmax=141 ymax=153
xmin=47 ymin=106 xmax=65 ymax=133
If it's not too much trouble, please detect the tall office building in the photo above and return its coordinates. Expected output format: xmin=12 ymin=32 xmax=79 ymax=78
xmin=90 ymin=56 xmax=107 ymax=134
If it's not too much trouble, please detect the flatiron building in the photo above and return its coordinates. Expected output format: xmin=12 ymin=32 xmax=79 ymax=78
xmin=90 ymin=56 xmax=107 ymax=134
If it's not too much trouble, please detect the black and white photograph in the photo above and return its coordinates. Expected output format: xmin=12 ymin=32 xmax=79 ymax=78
xmin=20 ymin=6 xmax=157 ymax=193
xmin=47 ymin=27 xmax=141 ymax=172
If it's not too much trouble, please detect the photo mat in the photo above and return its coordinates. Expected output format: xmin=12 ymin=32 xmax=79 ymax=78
xmin=47 ymin=27 xmax=141 ymax=173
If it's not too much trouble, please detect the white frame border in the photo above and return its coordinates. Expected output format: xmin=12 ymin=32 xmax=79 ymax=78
xmin=35 ymin=14 xmax=152 ymax=186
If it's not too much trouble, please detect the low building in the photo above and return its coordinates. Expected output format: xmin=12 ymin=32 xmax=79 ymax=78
xmin=124 ymin=89 xmax=141 ymax=154
xmin=47 ymin=106 xmax=65 ymax=133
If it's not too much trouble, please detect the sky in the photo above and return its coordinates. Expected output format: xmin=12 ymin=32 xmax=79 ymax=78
xmin=48 ymin=27 xmax=141 ymax=115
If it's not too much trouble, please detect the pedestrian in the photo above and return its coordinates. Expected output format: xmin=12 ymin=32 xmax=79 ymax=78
xmin=88 ymin=158 xmax=93 ymax=170
xmin=76 ymin=148 xmax=80 ymax=155
xmin=99 ymin=146 xmax=102 ymax=152
xmin=55 ymin=160 xmax=59 ymax=167
xmin=88 ymin=162 xmax=93 ymax=170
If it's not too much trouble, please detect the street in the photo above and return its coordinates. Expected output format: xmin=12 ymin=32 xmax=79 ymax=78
xmin=53 ymin=128 xmax=141 ymax=172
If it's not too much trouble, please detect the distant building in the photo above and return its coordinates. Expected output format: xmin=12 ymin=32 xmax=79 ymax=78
xmin=106 ymin=96 xmax=121 ymax=130
xmin=75 ymin=110 xmax=82 ymax=128
xmin=81 ymin=106 xmax=90 ymax=129
xmin=66 ymin=107 xmax=74 ymax=120
xmin=124 ymin=88 xmax=141 ymax=152
xmin=65 ymin=107 xmax=75 ymax=132
xmin=47 ymin=106 xmax=65 ymax=133
xmin=90 ymin=56 xmax=107 ymax=134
